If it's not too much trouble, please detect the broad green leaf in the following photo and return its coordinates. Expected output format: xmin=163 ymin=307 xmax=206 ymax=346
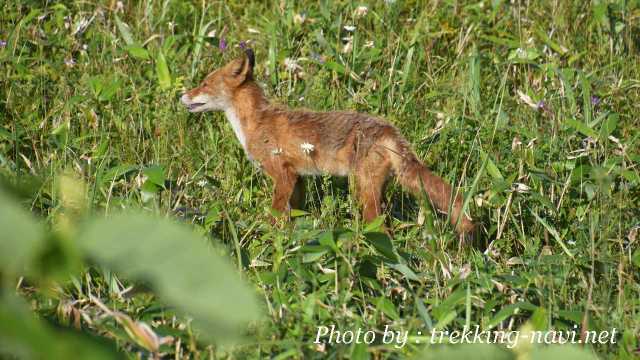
xmin=527 ymin=307 xmax=549 ymax=330
xmin=351 ymin=342 xmax=369 ymax=360
xmin=0 ymin=190 xmax=44 ymax=275
xmin=302 ymin=250 xmax=328 ymax=263
xmin=363 ymin=215 xmax=385 ymax=233
xmin=375 ymin=296 xmax=399 ymax=320
xmin=564 ymin=118 xmax=598 ymax=138
xmin=485 ymin=303 xmax=521 ymax=330
xmin=140 ymin=180 xmax=158 ymax=203
xmin=388 ymin=262 xmax=420 ymax=281
xmin=78 ymin=213 xmax=261 ymax=344
xmin=480 ymin=150 xmax=503 ymax=180
xmin=632 ymin=248 xmax=640 ymax=268
xmin=485 ymin=302 xmax=537 ymax=330
xmin=98 ymin=77 xmax=121 ymax=102
xmin=156 ymin=51 xmax=171 ymax=90
xmin=364 ymin=232 xmax=396 ymax=261
xmin=99 ymin=164 xmax=139 ymax=186
xmin=317 ymin=231 xmax=337 ymax=252
xmin=599 ymin=113 xmax=618 ymax=139
xmin=0 ymin=294 xmax=120 ymax=360
xmin=554 ymin=67 xmax=577 ymax=113
xmin=324 ymin=61 xmax=346 ymax=75
xmin=125 ymin=45 xmax=149 ymax=60
xmin=290 ymin=209 xmax=309 ymax=217
xmin=142 ymin=165 xmax=165 ymax=187
xmin=433 ymin=310 xmax=457 ymax=330
xmin=114 ymin=15 xmax=135 ymax=46
xmin=415 ymin=297 xmax=433 ymax=331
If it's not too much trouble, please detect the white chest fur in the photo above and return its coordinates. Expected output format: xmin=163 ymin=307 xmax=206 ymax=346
xmin=224 ymin=108 xmax=247 ymax=152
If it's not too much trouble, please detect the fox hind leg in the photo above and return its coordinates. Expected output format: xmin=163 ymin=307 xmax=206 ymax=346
xmin=289 ymin=178 xmax=306 ymax=210
xmin=354 ymin=154 xmax=391 ymax=224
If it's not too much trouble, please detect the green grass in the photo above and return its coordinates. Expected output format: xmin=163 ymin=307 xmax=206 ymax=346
xmin=1 ymin=0 xmax=640 ymax=358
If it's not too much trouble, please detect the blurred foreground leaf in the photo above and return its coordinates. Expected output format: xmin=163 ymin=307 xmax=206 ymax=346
xmin=78 ymin=213 xmax=261 ymax=343
xmin=415 ymin=344 xmax=512 ymax=360
xmin=0 ymin=294 xmax=121 ymax=360
xmin=414 ymin=343 xmax=599 ymax=360
xmin=0 ymin=190 xmax=44 ymax=275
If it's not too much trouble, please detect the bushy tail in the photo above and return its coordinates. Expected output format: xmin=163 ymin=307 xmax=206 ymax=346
xmin=382 ymin=136 xmax=475 ymax=235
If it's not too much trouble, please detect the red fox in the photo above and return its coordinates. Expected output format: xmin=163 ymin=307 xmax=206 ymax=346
xmin=181 ymin=49 xmax=475 ymax=235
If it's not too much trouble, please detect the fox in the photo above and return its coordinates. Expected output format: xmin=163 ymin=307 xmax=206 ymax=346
xmin=181 ymin=49 xmax=475 ymax=235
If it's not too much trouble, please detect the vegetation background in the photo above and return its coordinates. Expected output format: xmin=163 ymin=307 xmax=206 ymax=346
xmin=1 ymin=0 xmax=639 ymax=359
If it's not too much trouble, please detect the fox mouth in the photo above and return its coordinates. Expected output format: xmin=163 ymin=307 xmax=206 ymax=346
xmin=187 ymin=103 xmax=206 ymax=112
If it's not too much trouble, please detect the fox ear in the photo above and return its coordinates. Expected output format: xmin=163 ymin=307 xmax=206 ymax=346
xmin=229 ymin=49 xmax=254 ymax=83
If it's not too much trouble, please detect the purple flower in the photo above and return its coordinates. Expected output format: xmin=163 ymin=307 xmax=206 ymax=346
xmin=0 ymin=40 xmax=6 ymax=47
xmin=591 ymin=95 xmax=600 ymax=106
xmin=536 ymin=100 xmax=545 ymax=110
xmin=219 ymin=37 xmax=227 ymax=51
xmin=239 ymin=41 xmax=246 ymax=50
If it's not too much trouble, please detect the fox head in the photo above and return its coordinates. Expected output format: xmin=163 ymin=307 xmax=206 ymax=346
xmin=181 ymin=49 xmax=255 ymax=113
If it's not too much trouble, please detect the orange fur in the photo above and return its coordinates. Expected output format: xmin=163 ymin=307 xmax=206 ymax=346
xmin=182 ymin=50 xmax=475 ymax=235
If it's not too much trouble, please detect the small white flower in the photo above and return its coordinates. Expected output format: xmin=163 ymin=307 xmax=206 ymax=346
xmin=197 ymin=179 xmax=208 ymax=187
xmin=511 ymin=137 xmax=522 ymax=151
xmin=343 ymin=25 xmax=356 ymax=32
xmin=300 ymin=142 xmax=315 ymax=154
xmin=527 ymin=137 xmax=537 ymax=148
xmin=206 ymin=29 xmax=216 ymax=38
xmin=293 ymin=13 xmax=306 ymax=25
xmin=271 ymin=148 xmax=283 ymax=155
xmin=512 ymin=183 xmax=531 ymax=193
xmin=64 ymin=58 xmax=76 ymax=67
xmin=459 ymin=264 xmax=471 ymax=280
xmin=82 ymin=44 xmax=88 ymax=51
xmin=342 ymin=36 xmax=353 ymax=53
xmin=364 ymin=40 xmax=374 ymax=48
xmin=516 ymin=90 xmax=539 ymax=109
xmin=432 ymin=119 xmax=445 ymax=133
xmin=355 ymin=6 xmax=369 ymax=17
xmin=283 ymin=57 xmax=301 ymax=72
xmin=72 ymin=17 xmax=90 ymax=36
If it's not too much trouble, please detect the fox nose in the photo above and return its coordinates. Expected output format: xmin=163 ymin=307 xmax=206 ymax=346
xmin=180 ymin=93 xmax=191 ymax=106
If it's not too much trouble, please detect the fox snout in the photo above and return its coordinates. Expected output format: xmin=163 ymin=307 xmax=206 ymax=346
xmin=180 ymin=93 xmax=202 ymax=112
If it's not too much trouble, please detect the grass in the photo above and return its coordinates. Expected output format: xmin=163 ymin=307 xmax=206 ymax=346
xmin=1 ymin=0 xmax=640 ymax=358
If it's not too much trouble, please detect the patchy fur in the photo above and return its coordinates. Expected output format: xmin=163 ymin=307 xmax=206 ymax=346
xmin=181 ymin=50 xmax=475 ymax=234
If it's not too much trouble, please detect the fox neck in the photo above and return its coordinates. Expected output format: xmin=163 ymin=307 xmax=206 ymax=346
xmin=224 ymin=82 xmax=268 ymax=153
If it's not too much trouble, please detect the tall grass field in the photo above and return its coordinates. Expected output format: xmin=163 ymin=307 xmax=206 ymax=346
xmin=1 ymin=0 xmax=639 ymax=359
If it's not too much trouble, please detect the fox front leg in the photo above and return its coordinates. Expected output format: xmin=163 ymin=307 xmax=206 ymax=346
xmin=264 ymin=162 xmax=298 ymax=222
